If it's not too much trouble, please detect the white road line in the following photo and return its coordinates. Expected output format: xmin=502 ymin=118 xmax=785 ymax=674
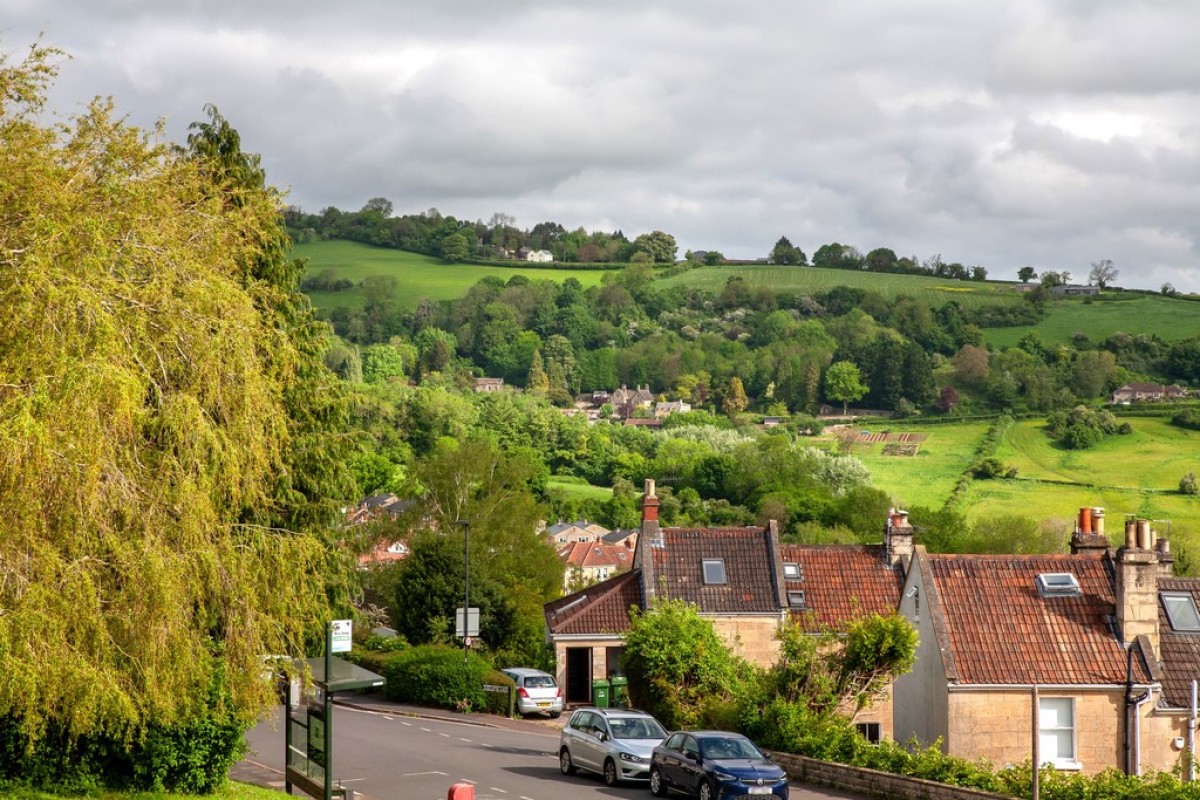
xmin=401 ymin=771 xmax=447 ymax=777
xmin=489 ymin=788 xmax=508 ymax=794
xmin=481 ymin=742 xmax=494 ymax=747
xmin=420 ymin=727 xmax=431 ymax=732
xmin=459 ymin=778 xmax=476 ymax=784
xmin=383 ymin=716 xmax=393 ymax=720
xmin=459 ymin=737 xmax=471 ymax=742
xmin=439 ymin=732 xmax=450 ymax=738
xmin=401 ymin=721 xmax=411 ymax=726
xmin=520 ymin=796 xmax=535 ymax=800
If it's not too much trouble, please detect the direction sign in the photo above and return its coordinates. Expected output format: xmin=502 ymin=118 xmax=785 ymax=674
xmin=455 ymin=607 xmax=479 ymax=638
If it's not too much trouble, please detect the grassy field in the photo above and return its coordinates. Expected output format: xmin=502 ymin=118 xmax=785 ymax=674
xmin=657 ymin=265 xmax=1022 ymax=308
xmin=293 ymin=240 xmax=613 ymax=311
xmin=843 ymin=422 xmax=991 ymax=509
xmin=851 ymin=416 xmax=1200 ymax=552
xmin=983 ymin=293 xmax=1200 ymax=347
xmin=547 ymin=477 xmax=613 ymax=502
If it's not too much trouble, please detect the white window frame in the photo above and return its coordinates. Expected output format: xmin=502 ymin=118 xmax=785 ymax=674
xmin=1038 ymin=697 xmax=1080 ymax=770
xmin=1162 ymin=592 xmax=1200 ymax=632
xmin=783 ymin=562 xmax=801 ymax=579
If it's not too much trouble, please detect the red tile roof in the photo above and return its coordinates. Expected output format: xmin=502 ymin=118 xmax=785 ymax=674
xmin=778 ymin=544 xmax=903 ymax=631
xmin=560 ymin=541 xmax=633 ymax=570
xmin=926 ymin=553 xmax=1150 ymax=685
xmin=652 ymin=527 xmax=782 ymax=613
xmin=1157 ymin=577 xmax=1200 ymax=708
xmin=544 ymin=570 xmax=642 ymax=636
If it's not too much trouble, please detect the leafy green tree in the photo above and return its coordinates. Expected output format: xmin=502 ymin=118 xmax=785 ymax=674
xmin=622 ymin=600 xmax=748 ymax=730
xmin=722 ymin=376 xmax=749 ymax=417
xmin=0 ymin=42 xmax=354 ymax=761
xmin=1017 ymin=266 xmax=1037 ymax=283
xmin=362 ymin=343 xmax=408 ymax=384
xmin=825 ymin=361 xmax=867 ymax=415
xmin=441 ymin=231 xmax=470 ymax=262
xmin=631 ymin=230 xmax=678 ymax=263
xmin=1181 ymin=472 xmax=1199 ymax=496
xmin=770 ymin=236 xmax=806 ymax=266
xmin=1088 ymin=259 xmax=1118 ymax=289
xmin=527 ymin=348 xmax=549 ymax=393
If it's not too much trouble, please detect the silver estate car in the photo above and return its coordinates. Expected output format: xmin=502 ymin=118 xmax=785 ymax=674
xmin=559 ymin=707 xmax=668 ymax=786
xmin=500 ymin=668 xmax=564 ymax=718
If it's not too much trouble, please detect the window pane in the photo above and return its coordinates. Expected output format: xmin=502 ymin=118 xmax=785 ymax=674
xmin=1163 ymin=593 xmax=1200 ymax=631
xmin=702 ymin=559 xmax=726 ymax=584
xmin=1039 ymin=698 xmax=1074 ymax=763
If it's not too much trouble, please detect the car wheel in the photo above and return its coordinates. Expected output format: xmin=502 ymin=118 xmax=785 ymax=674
xmin=559 ymin=748 xmax=576 ymax=775
xmin=649 ymin=766 xmax=667 ymax=797
xmin=603 ymin=758 xmax=619 ymax=787
xmin=699 ymin=779 xmax=716 ymax=800
xmin=549 ymin=711 xmax=561 ymax=719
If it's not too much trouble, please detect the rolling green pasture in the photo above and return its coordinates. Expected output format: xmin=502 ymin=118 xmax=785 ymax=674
xmin=853 ymin=417 xmax=1200 ymax=545
xmin=658 ymin=265 xmax=1021 ymax=309
xmin=547 ymin=477 xmax=613 ymax=502
xmin=293 ymin=240 xmax=612 ymax=311
xmin=851 ymin=422 xmax=991 ymax=509
xmin=983 ymin=293 xmax=1200 ymax=347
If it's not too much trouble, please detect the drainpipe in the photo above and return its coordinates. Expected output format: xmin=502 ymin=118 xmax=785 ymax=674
xmin=1124 ymin=647 xmax=1134 ymax=775
xmin=1191 ymin=680 xmax=1197 ymax=782
xmin=1131 ymin=689 xmax=1152 ymax=777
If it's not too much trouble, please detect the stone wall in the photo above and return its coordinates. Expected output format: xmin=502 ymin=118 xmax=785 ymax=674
xmin=768 ymin=752 xmax=1019 ymax=800
xmin=708 ymin=614 xmax=784 ymax=666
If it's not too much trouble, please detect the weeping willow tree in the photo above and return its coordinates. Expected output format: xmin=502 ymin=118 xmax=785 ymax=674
xmin=0 ymin=40 xmax=357 ymax=761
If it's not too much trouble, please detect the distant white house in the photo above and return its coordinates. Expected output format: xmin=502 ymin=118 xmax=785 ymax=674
xmin=525 ymin=249 xmax=554 ymax=262
xmin=654 ymin=400 xmax=691 ymax=417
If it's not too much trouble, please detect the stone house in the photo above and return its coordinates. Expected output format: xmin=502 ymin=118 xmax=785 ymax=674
xmin=560 ymin=541 xmax=634 ymax=590
xmin=1109 ymin=382 xmax=1189 ymax=404
xmin=894 ymin=507 xmax=1200 ymax=777
xmin=546 ymin=519 xmax=610 ymax=546
xmin=473 ymin=377 xmax=504 ymax=393
xmin=543 ymin=480 xmax=908 ymax=737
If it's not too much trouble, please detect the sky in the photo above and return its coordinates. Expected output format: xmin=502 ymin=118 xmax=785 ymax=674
xmin=6 ymin=1 xmax=1200 ymax=293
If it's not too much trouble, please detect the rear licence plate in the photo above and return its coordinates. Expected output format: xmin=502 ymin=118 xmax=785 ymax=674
xmin=748 ymin=787 xmax=772 ymax=795
xmin=537 ymin=702 xmax=550 ymax=707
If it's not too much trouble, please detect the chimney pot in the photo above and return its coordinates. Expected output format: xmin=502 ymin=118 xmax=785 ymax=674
xmin=1137 ymin=519 xmax=1151 ymax=550
xmin=1092 ymin=507 xmax=1105 ymax=536
xmin=1125 ymin=519 xmax=1137 ymax=549
xmin=1079 ymin=507 xmax=1092 ymax=534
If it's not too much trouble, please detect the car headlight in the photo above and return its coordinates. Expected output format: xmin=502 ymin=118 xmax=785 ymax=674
xmin=713 ymin=770 xmax=738 ymax=781
xmin=619 ymin=752 xmax=645 ymax=763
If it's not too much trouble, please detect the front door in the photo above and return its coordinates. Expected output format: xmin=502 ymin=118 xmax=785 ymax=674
xmin=566 ymin=647 xmax=591 ymax=704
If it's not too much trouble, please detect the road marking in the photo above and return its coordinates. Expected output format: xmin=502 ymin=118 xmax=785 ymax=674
xmin=459 ymin=778 xmax=476 ymax=784
xmin=383 ymin=716 xmax=394 ymax=720
xmin=401 ymin=771 xmax=446 ymax=777
xmin=520 ymin=796 xmax=535 ymax=800
xmin=459 ymin=737 xmax=471 ymax=742
xmin=420 ymin=727 xmax=431 ymax=732
xmin=439 ymin=732 xmax=450 ymax=738
xmin=481 ymin=742 xmax=493 ymax=747
xmin=401 ymin=721 xmax=411 ymax=726
xmin=489 ymin=788 xmax=507 ymax=794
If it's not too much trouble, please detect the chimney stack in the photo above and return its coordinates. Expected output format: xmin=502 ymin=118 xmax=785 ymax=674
xmin=641 ymin=478 xmax=659 ymax=524
xmin=1115 ymin=516 xmax=1160 ymax=659
xmin=1070 ymin=506 xmax=1110 ymax=554
xmin=634 ymin=479 xmax=662 ymax=606
xmin=885 ymin=508 xmax=914 ymax=568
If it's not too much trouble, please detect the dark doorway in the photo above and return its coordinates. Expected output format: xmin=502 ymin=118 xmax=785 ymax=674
xmin=566 ymin=647 xmax=592 ymax=704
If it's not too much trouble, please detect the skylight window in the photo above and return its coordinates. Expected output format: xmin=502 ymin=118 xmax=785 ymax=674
xmin=1162 ymin=593 xmax=1200 ymax=632
xmin=1036 ymin=573 xmax=1081 ymax=597
xmin=702 ymin=559 xmax=727 ymax=585
xmin=787 ymin=590 xmax=807 ymax=609
xmin=783 ymin=562 xmax=803 ymax=580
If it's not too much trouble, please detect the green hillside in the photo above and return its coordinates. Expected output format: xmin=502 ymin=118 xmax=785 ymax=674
xmin=982 ymin=293 xmax=1200 ymax=347
xmin=293 ymin=240 xmax=613 ymax=311
xmin=854 ymin=417 xmax=1200 ymax=547
xmin=656 ymin=263 xmax=1019 ymax=308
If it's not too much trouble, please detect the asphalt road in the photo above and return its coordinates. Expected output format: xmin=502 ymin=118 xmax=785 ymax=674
xmin=240 ymin=700 xmax=868 ymax=800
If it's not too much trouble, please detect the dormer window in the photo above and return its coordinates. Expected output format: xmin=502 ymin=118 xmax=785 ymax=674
xmin=702 ymin=559 xmax=727 ymax=585
xmin=1036 ymin=573 xmax=1081 ymax=597
xmin=1162 ymin=593 xmax=1200 ymax=632
xmin=783 ymin=562 xmax=803 ymax=580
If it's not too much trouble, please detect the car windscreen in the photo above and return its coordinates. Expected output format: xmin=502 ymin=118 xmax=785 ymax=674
xmin=609 ymin=717 xmax=666 ymax=739
xmin=701 ymin=737 xmax=762 ymax=760
xmin=524 ymin=675 xmax=556 ymax=688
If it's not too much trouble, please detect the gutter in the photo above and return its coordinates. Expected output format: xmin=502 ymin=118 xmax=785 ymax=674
xmin=949 ymin=683 xmax=1158 ymax=692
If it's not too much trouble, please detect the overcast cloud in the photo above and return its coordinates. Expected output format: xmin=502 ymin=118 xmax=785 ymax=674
xmin=7 ymin=1 xmax=1200 ymax=292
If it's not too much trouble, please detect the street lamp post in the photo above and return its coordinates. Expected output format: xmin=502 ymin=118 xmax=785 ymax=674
xmin=457 ymin=519 xmax=470 ymax=663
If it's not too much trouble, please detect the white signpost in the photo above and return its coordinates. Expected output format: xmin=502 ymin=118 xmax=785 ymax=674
xmin=455 ymin=607 xmax=480 ymax=639
xmin=330 ymin=619 xmax=352 ymax=653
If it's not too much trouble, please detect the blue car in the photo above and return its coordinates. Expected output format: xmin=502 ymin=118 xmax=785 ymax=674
xmin=649 ymin=731 xmax=789 ymax=799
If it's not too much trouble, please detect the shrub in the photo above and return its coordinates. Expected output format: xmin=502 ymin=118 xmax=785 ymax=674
xmin=1173 ymin=408 xmax=1200 ymax=431
xmin=480 ymin=670 xmax=516 ymax=716
xmin=971 ymin=457 xmax=1017 ymax=479
xmin=1182 ymin=472 xmax=1199 ymax=496
xmin=381 ymin=645 xmax=491 ymax=711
